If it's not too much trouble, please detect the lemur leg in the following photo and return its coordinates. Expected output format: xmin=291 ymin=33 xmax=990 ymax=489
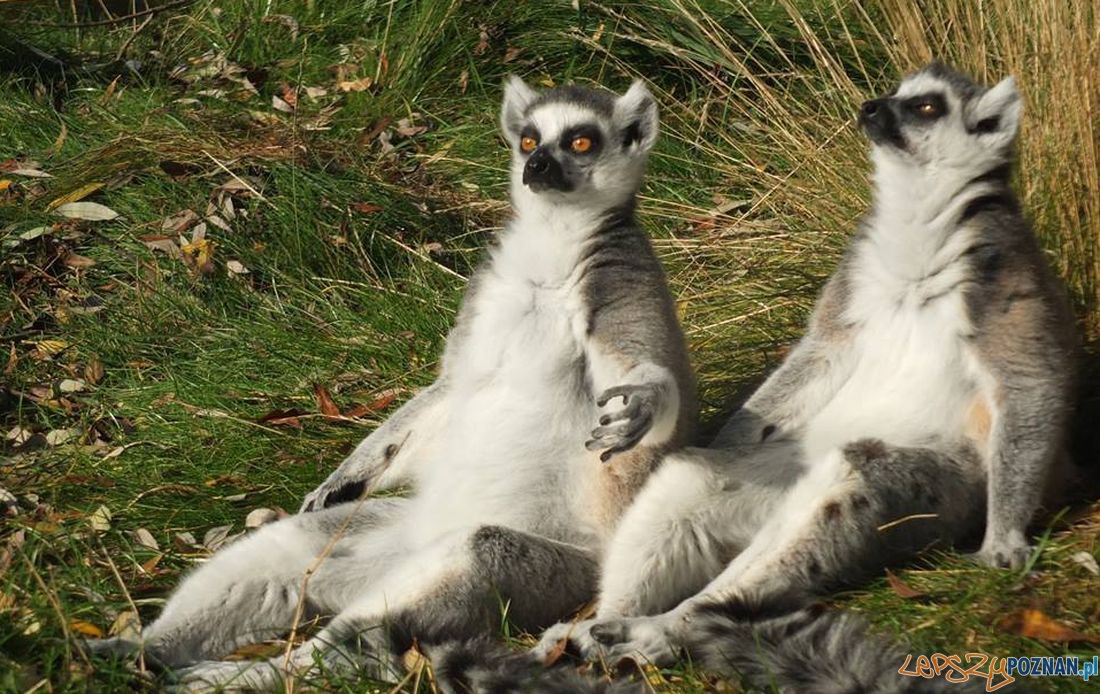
xmin=301 ymin=382 xmax=451 ymax=511
xmin=170 ymin=525 xmax=598 ymax=691
xmin=533 ymin=443 xmax=801 ymax=660
xmin=88 ymin=498 xmax=409 ymax=668
xmin=585 ymin=440 xmax=986 ymax=666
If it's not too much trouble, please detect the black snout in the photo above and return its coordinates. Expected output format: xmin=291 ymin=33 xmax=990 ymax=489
xmin=522 ymin=148 xmax=573 ymax=192
xmin=858 ymin=97 xmax=906 ymax=149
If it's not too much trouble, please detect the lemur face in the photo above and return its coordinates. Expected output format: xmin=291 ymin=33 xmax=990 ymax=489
xmin=859 ymin=63 xmax=1022 ymax=175
xmin=500 ymin=77 xmax=659 ymax=206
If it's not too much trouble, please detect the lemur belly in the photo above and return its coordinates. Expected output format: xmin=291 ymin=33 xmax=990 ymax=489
xmin=804 ymin=268 xmax=985 ymax=459
xmin=413 ymin=275 xmax=598 ymax=545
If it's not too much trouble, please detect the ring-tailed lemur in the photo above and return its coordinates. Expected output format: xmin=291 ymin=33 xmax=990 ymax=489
xmin=497 ymin=63 xmax=1076 ymax=693
xmin=86 ymin=77 xmax=696 ymax=690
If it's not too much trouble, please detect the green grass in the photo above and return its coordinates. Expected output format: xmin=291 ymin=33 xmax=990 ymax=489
xmin=2 ymin=0 xmax=1098 ymax=692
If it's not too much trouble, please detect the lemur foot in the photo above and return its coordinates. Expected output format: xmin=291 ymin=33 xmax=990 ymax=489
xmin=533 ymin=614 xmax=683 ymax=669
xmin=971 ymin=533 xmax=1033 ymax=570
xmin=589 ymin=613 xmax=682 ymax=669
xmin=586 ymin=384 xmax=659 ymax=461
xmin=84 ymin=636 xmax=142 ymax=661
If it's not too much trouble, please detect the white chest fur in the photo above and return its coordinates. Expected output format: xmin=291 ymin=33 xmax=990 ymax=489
xmin=804 ymin=218 xmax=987 ymax=457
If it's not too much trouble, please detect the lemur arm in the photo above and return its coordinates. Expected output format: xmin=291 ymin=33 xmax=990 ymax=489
xmin=300 ymin=380 xmax=451 ymax=511
xmin=582 ymin=238 xmax=696 ymax=459
xmin=969 ymin=268 xmax=1075 ymax=569
xmin=711 ymin=270 xmax=854 ymax=448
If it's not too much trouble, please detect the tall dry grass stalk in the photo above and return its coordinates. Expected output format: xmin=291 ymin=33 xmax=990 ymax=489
xmin=586 ymin=0 xmax=1099 ymax=348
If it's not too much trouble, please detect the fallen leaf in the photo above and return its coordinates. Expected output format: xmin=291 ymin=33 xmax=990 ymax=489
xmin=181 ymin=237 xmax=215 ymax=275
xmin=998 ymin=609 xmax=1098 ymax=643
xmin=109 ymin=610 xmax=141 ymax=639
xmin=304 ymin=86 xmax=327 ymax=99
xmin=885 ymin=569 xmax=926 ymax=599
xmin=227 ymin=642 xmax=285 ymax=660
xmin=313 ymin=383 xmax=341 ymax=417
xmin=1069 ymin=551 xmax=1100 ymax=576
xmin=140 ymin=234 xmax=182 ymax=259
xmin=503 ymin=46 xmax=522 ymax=63
xmin=34 ymin=339 xmax=69 ymax=357
xmin=281 ymin=81 xmax=299 ymax=106
xmin=245 ymin=508 xmax=278 ymax=529
xmin=271 ymin=94 xmax=294 ymax=113
xmin=203 ymin=524 xmax=233 ymax=550
xmin=54 ymin=202 xmax=119 ymax=221
xmin=64 ymin=253 xmax=96 ymax=269
xmin=69 ymin=619 xmax=105 ymax=638
xmin=18 ymin=226 xmax=50 ymax=241
xmin=132 ymin=528 xmax=159 ymax=551
xmin=226 ymin=259 xmax=249 ymax=275
xmin=11 ymin=168 xmax=51 ymax=178
xmin=140 ymin=554 xmax=162 ymax=574
xmin=45 ymin=428 xmax=79 ymax=446
xmin=174 ymin=531 xmax=197 ymax=547
xmin=0 ymin=179 xmax=11 ymax=191
xmin=85 ymin=358 xmax=105 ymax=385
xmin=336 ymin=76 xmax=373 ymax=92
xmin=162 ymin=209 xmax=199 ymax=233
xmin=351 ymin=202 xmax=383 ymax=214
xmin=58 ymin=378 xmax=86 ymax=393
xmin=257 ymin=408 xmax=306 ymax=428
xmin=3 ymin=344 xmax=15 ymax=376
xmin=88 ymin=504 xmax=112 ymax=532
xmin=5 ymin=426 xmax=32 ymax=445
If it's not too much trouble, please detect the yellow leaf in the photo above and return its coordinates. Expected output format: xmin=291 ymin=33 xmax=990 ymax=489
xmin=34 ymin=339 xmax=69 ymax=357
xmin=69 ymin=619 xmax=105 ymax=638
xmin=47 ymin=182 xmax=105 ymax=212
xmin=0 ymin=180 xmax=12 ymax=191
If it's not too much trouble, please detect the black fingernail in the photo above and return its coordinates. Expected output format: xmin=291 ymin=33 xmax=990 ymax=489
xmin=601 ymin=451 xmax=612 ymax=462
xmin=599 ymin=416 xmax=610 ymax=425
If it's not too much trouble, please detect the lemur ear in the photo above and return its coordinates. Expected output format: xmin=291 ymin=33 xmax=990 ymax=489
xmin=614 ymin=80 xmax=659 ymax=153
xmin=968 ymin=76 xmax=1022 ymax=146
xmin=501 ymin=75 xmax=538 ymax=139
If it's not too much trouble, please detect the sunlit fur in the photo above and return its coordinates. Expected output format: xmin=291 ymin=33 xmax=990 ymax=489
xmin=86 ymin=77 xmax=696 ymax=692
xmin=515 ymin=64 xmax=1076 ymax=694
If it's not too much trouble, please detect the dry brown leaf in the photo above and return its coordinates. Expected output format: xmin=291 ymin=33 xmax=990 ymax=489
xmin=336 ymin=76 xmax=373 ymax=92
xmin=279 ymin=82 xmax=299 ymax=107
xmin=257 ymin=408 xmax=306 ymax=428
xmin=885 ymin=569 xmax=926 ymax=599
xmin=140 ymin=554 xmax=163 ymax=575
xmin=313 ymin=383 xmax=340 ymax=417
xmin=4 ymin=344 xmax=16 ymax=376
xmin=88 ymin=504 xmax=112 ymax=532
xmin=998 ymin=609 xmax=1098 ymax=643
xmin=351 ymin=202 xmax=383 ymax=214
xmin=132 ymin=528 xmax=159 ymax=551
xmin=109 ymin=610 xmax=140 ymax=638
xmin=85 ymin=358 xmax=104 ymax=385
xmin=64 ymin=253 xmax=96 ymax=269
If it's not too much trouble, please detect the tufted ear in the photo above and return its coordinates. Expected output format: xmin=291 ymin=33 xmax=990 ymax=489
xmin=500 ymin=75 xmax=538 ymax=140
xmin=967 ymin=76 xmax=1022 ymax=148
xmin=613 ymin=80 xmax=659 ymax=153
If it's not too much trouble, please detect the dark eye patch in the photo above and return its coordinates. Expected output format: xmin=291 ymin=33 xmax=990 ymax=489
xmin=519 ymin=124 xmax=541 ymax=149
xmin=904 ymin=93 xmax=948 ymax=120
xmin=559 ymin=124 xmax=602 ymax=155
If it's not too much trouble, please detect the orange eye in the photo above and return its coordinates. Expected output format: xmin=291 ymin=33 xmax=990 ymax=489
xmin=520 ymin=136 xmax=538 ymax=153
xmin=571 ymin=136 xmax=593 ymax=153
xmin=918 ymin=102 xmax=938 ymax=116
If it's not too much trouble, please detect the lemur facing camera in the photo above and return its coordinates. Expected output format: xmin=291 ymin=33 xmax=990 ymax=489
xmin=438 ymin=63 xmax=1077 ymax=694
xmin=86 ymin=77 xmax=696 ymax=690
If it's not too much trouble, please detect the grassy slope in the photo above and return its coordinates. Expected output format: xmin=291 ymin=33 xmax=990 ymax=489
xmin=1 ymin=1 xmax=1097 ymax=692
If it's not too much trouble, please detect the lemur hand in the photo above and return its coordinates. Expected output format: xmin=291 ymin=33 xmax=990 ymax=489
xmin=586 ymin=383 xmax=659 ymax=461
